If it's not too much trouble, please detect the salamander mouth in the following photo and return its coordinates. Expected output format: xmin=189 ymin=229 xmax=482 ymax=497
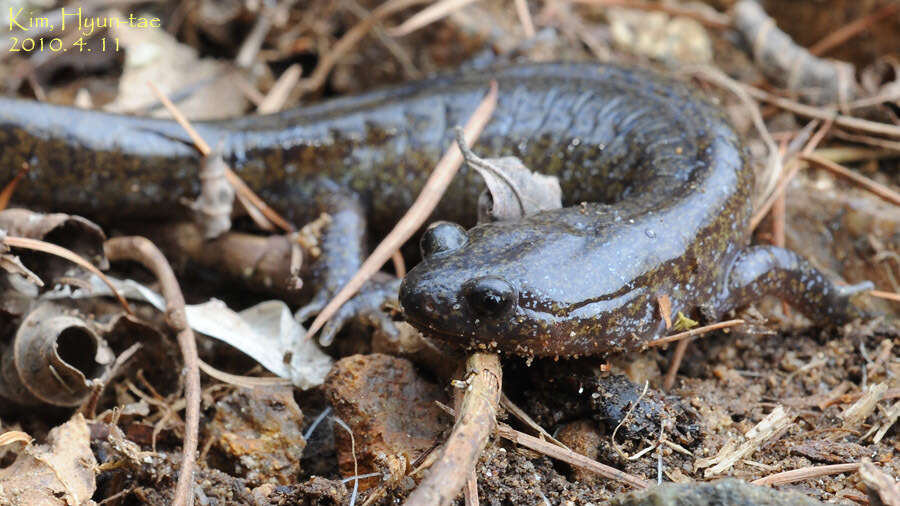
xmin=401 ymin=313 xmax=468 ymax=340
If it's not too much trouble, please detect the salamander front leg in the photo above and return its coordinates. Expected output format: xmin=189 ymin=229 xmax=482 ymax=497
xmin=292 ymin=189 xmax=400 ymax=346
xmin=717 ymin=245 xmax=873 ymax=324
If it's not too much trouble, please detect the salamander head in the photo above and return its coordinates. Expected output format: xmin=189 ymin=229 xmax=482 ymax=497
xmin=399 ymin=219 xmax=650 ymax=357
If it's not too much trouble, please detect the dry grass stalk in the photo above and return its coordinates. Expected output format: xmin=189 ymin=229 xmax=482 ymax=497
xmin=500 ymin=394 xmax=568 ymax=449
xmin=257 ymin=64 xmax=302 ymax=114
xmin=752 ymin=463 xmax=860 ymax=486
xmin=645 ymin=319 xmax=745 ymax=348
xmin=389 ymin=0 xmax=479 ymax=37
xmin=842 ymin=382 xmax=888 ymax=428
xmin=803 ymin=154 xmax=900 ymax=206
xmin=872 ymin=401 xmax=900 ymax=444
xmin=698 ymin=405 xmax=793 ymax=478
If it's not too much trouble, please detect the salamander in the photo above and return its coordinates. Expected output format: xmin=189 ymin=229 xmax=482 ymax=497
xmin=0 ymin=63 xmax=870 ymax=354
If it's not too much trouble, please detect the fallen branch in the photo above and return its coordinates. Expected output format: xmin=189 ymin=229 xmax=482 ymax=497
xmin=404 ymin=353 xmax=502 ymax=506
xmin=104 ymin=237 xmax=200 ymax=506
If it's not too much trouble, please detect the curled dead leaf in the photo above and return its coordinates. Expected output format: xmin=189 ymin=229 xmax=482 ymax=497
xmin=0 ymin=209 xmax=107 ymax=284
xmin=0 ymin=302 xmax=114 ymax=407
xmin=455 ymin=128 xmax=562 ymax=223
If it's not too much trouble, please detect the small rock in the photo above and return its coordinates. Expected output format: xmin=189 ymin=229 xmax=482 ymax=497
xmin=607 ymin=7 xmax=713 ymax=64
xmin=259 ymin=476 xmax=348 ymax=506
xmin=609 ymin=479 xmax=826 ymax=505
xmin=323 ymin=354 xmax=451 ymax=489
xmin=210 ymin=386 xmax=306 ymax=486
xmin=556 ymin=419 xmax=603 ymax=486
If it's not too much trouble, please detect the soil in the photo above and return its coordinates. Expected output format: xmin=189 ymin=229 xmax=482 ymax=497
xmin=0 ymin=0 xmax=898 ymax=505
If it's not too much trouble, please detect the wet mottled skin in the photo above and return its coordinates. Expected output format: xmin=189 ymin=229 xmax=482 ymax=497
xmin=0 ymin=63 xmax=870 ymax=355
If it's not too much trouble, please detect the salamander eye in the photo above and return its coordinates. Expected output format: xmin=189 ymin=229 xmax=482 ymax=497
xmin=464 ymin=277 xmax=517 ymax=318
xmin=420 ymin=221 xmax=467 ymax=258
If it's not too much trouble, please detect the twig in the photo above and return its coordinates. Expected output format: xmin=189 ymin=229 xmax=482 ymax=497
xmin=0 ymin=163 xmax=29 ymax=211
xmin=663 ymin=340 xmax=689 ymax=390
xmin=500 ymin=393 xmax=568 ymax=449
xmin=464 ymin=470 xmax=479 ymax=506
xmin=749 ymin=119 xmax=833 ymax=231
xmin=3 ymin=236 xmax=132 ymax=313
xmin=513 ymin=0 xmax=536 ymax=37
xmin=389 ymin=0 xmax=479 ymax=37
xmin=236 ymin=10 xmax=273 ymax=68
xmin=818 ymin=381 xmax=852 ymax=410
xmin=808 ymin=2 xmax=900 ymax=56
xmin=812 ymin=146 xmax=899 ymax=163
xmin=197 ymin=359 xmax=291 ymax=388
xmin=342 ymin=0 xmax=422 ymax=80
xmin=298 ymin=0 xmax=430 ymax=95
xmin=700 ymin=406 xmax=793 ymax=478
xmin=391 ymin=250 xmax=407 ymax=277
xmin=749 ymin=159 xmax=804 ymax=232
xmin=496 ymin=424 xmax=651 ymax=489
xmin=147 ymin=82 xmax=295 ymax=233
xmin=257 ymin=64 xmax=302 ymax=114
xmin=644 ymin=319 xmax=745 ymax=348
xmin=305 ymin=81 xmax=498 ymax=341
xmin=404 ymin=353 xmax=502 ymax=506
xmin=832 ymin=130 xmax=900 ymax=152
xmin=751 ymin=463 xmax=860 ymax=486
xmin=742 ymin=84 xmax=900 ymax=139
xmin=104 ymin=237 xmax=200 ymax=506
xmin=870 ymin=290 xmax=900 ymax=303
xmin=802 ymin=154 xmax=900 ymax=206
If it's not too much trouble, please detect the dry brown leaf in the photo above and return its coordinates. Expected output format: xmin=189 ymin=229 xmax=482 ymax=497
xmin=104 ymin=9 xmax=246 ymax=119
xmin=0 ymin=413 xmax=97 ymax=505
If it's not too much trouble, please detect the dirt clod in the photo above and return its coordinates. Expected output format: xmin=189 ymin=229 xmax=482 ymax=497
xmin=208 ymin=385 xmax=306 ymax=486
xmin=322 ymin=354 xmax=451 ymax=490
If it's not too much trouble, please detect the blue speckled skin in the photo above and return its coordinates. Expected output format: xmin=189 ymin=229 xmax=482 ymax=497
xmin=0 ymin=63 xmax=869 ymax=355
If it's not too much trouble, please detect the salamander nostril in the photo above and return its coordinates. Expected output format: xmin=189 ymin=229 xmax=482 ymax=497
xmin=464 ymin=277 xmax=517 ymax=318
